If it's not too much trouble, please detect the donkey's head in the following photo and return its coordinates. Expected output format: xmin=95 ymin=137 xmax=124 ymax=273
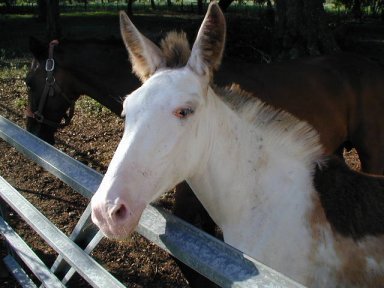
xmin=91 ymin=2 xmax=226 ymax=238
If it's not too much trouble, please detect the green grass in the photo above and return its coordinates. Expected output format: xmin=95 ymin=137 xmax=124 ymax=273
xmin=14 ymin=95 xmax=28 ymax=109
xmin=0 ymin=65 xmax=27 ymax=80
xmin=77 ymin=96 xmax=115 ymax=116
xmin=0 ymin=56 xmax=29 ymax=81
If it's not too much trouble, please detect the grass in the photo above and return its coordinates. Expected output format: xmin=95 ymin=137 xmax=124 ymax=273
xmin=0 ymin=64 xmax=27 ymax=80
xmin=0 ymin=59 xmax=29 ymax=114
xmin=14 ymin=95 xmax=28 ymax=109
xmin=77 ymin=96 xmax=115 ymax=117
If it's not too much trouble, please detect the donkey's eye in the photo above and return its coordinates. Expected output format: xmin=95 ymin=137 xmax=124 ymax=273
xmin=173 ymin=107 xmax=194 ymax=119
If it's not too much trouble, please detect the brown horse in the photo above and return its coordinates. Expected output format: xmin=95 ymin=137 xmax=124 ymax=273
xmin=215 ymin=54 xmax=384 ymax=174
xmin=26 ymin=37 xmax=140 ymax=145
xmin=26 ymin=33 xmax=384 ymax=287
xmin=26 ymin=36 xmax=384 ymax=174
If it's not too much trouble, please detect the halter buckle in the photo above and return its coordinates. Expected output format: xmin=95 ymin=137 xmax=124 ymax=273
xmin=45 ymin=58 xmax=55 ymax=72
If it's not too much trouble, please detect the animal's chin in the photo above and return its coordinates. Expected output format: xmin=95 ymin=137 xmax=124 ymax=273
xmin=95 ymin=207 xmax=144 ymax=240
xmin=98 ymin=221 xmax=138 ymax=240
xmin=100 ymin=227 xmax=133 ymax=240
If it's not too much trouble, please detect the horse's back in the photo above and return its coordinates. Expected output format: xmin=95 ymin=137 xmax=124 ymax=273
xmin=215 ymin=53 xmax=384 ymax=157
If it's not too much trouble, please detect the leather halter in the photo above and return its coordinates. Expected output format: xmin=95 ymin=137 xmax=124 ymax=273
xmin=28 ymin=40 xmax=75 ymax=129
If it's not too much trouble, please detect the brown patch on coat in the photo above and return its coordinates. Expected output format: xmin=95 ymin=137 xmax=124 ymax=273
xmin=334 ymin=234 xmax=384 ymax=286
xmin=308 ymin=157 xmax=384 ymax=287
xmin=314 ymin=155 xmax=384 ymax=239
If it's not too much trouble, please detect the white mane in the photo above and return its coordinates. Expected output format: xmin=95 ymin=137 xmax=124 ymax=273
xmin=216 ymin=84 xmax=323 ymax=166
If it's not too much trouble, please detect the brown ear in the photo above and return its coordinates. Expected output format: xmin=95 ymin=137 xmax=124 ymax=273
xmin=187 ymin=2 xmax=226 ymax=79
xmin=119 ymin=11 xmax=165 ymax=82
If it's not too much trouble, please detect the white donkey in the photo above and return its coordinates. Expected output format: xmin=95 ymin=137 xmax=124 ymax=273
xmin=91 ymin=3 xmax=384 ymax=287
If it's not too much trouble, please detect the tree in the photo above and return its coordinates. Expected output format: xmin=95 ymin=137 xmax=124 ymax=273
xmin=274 ymin=0 xmax=340 ymax=59
xmin=2 ymin=0 xmax=16 ymax=10
xmin=218 ymin=0 xmax=234 ymax=11
xmin=126 ymin=0 xmax=136 ymax=16
xmin=37 ymin=0 xmax=47 ymax=21
xmin=46 ymin=0 xmax=61 ymax=40
xmin=37 ymin=0 xmax=61 ymax=40
xmin=150 ymin=0 xmax=156 ymax=10
xmin=197 ymin=0 xmax=203 ymax=14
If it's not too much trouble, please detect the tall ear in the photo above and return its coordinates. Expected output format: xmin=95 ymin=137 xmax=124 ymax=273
xmin=119 ymin=11 xmax=165 ymax=82
xmin=29 ymin=37 xmax=47 ymax=60
xmin=187 ymin=2 xmax=226 ymax=79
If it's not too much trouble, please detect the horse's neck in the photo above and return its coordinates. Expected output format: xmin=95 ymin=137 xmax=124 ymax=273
xmin=70 ymin=44 xmax=139 ymax=115
xmin=188 ymin=88 xmax=322 ymax=264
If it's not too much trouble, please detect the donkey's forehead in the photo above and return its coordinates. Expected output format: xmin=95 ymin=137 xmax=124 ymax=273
xmin=149 ymin=68 xmax=203 ymax=92
xmin=130 ymin=68 xmax=203 ymax=99
xmin=123 ymin=68 xmax=204 ymax=115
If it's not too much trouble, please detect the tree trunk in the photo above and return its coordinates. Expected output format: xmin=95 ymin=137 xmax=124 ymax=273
xmin=4 ymin=0 xmax=13 ymax=10
xmin=150 ymin=0 xmax=156 ymax=10
xmin=126 ymin=0 xmax=136 ymax=16
xmin=218 ymin=0 xmax=234 ymax=12
xmin=197 ymin=0 xmax=203 ymax=14
xmin=351 ymin=0 xmax=362 ymax=21
xmin=274 ymin=0 xmax=339 ymax=59
xmin=37 ymin=0 xmax=47 ymax=22
xmin=46 ymin=0 xmax=61 ymax=40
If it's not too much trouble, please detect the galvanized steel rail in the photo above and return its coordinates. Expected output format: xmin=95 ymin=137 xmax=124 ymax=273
xmin=0 ymin=115 xmax=304 ymax=288
xmin=0 ymin=179 xmax=124 ymax=287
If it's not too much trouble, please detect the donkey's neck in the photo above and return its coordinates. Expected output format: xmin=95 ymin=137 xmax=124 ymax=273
xmin=188 ymin=87 xmax=323 ymax=278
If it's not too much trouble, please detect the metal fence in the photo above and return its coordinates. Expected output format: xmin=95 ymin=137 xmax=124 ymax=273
xmin=0 ymin=115 xmax=304 ymax=288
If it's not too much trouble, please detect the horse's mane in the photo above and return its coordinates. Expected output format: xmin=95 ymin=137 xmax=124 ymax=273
xmin=215 ymin=84 xmax=323 ymax=166
xmin=160 ymin=31 xmax=191 ymax=68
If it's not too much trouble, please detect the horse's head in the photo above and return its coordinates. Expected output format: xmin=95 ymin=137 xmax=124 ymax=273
xmin=91 ymin=2 xmax=226 ymax=238
xmin=26 ymin=38 xmax=76 ymax=145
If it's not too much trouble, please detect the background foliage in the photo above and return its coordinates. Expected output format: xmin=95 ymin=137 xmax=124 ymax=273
xmin=0 ymin=0 xmax=383 ymax=17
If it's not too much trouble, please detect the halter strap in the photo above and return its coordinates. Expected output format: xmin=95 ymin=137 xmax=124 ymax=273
xmin=29 ymin=40 xmax=75 ymax=129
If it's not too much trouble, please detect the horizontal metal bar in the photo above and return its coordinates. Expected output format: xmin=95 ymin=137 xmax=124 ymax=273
xmin=0 ymin=116 xmax=101 ymax=199
xmin=0 ymin=217 xmax=64 ymax=288
xmin=0 ymin=176 xmax=125 ymax=288
xmin=3 ymin=255 xmax=38 ymax=288
xmin=137 ymin=205 xmax=303 ymax=288
xmin=0 ymin=116 xmax=103 ymax=281
xmin=0 ymin=115 xmax=304 ymax=287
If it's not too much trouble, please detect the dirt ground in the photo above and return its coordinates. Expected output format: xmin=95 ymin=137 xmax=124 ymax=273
xmin=0 ymin=10 xmax=383 ymax=288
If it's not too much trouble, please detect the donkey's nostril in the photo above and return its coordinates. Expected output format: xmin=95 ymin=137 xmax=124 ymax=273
xmin=110 ymin=203 xmax=128 ymax=221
